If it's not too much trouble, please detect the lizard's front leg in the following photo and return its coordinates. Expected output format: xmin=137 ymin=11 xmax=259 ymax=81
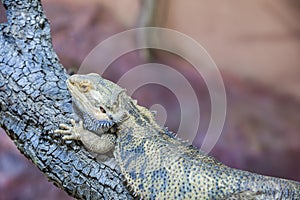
xmin=55 ymin=119 xmax=116 ymax=155
xmin=55 ymin=119 xmax=82 ymax=140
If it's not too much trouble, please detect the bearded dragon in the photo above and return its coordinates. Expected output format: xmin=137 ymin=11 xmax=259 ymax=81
xmin=55 ymin=73 xmax=300 ymax=200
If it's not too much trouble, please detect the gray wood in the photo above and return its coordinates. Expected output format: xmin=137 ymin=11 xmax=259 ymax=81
xmin=0 ymin=0 xmax=133 ymax=199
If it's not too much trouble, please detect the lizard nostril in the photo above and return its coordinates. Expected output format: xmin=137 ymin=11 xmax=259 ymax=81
xmin=68 ymin=79 xmax=75 ymax=86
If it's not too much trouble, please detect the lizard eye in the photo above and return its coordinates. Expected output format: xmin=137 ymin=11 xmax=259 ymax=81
xmin=81 ymin=85 xmax=87 ymax=90
xmin=79 ymin=82 xmax=90 ymax=92
xmin=99 ymin=106 xmax=106 ymax=113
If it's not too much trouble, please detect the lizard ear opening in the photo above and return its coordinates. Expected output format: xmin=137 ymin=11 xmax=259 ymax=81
xmin=99 ymin=106 xmax=106 ymax=113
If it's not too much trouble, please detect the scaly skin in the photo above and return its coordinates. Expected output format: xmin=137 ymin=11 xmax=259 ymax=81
xmin=55 ymin=73 xmax=300 ymax=199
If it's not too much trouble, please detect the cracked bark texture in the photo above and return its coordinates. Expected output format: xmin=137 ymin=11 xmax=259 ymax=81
xmin=0 ymin=0 xmax=133 ymax=199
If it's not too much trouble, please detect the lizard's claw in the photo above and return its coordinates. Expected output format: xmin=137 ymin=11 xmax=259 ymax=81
xmin=70 ymin=119 xmax=76 ymax=126
xmin=54 ymin=119 xmax=82 ymax=140
xmin=57 ymin=124 xmax=72 ymax=132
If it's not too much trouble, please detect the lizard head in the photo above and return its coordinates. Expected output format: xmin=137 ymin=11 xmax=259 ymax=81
xmin=67 ymin=73 xmax=128 ymax=133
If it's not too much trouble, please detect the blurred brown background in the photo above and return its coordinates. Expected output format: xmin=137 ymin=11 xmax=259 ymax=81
xmin=0 ymin=0 xmax=300 ymax=199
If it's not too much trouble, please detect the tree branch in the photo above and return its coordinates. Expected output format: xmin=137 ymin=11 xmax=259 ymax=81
xmin=0 ymin=0 xmax=133 ymax=199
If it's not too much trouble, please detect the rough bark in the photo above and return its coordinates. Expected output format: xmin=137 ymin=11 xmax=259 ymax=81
xmin=0 ymin=0 xmax=133 ymax=199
